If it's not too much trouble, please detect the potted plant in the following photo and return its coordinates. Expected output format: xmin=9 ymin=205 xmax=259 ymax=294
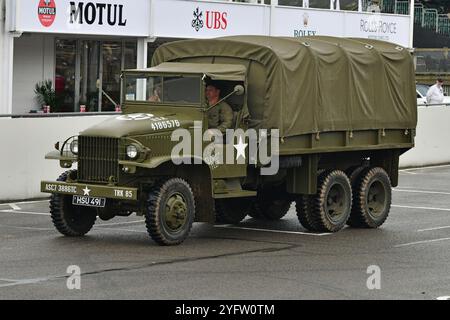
xmin=34 ymin=80 xmax=56 ymax=113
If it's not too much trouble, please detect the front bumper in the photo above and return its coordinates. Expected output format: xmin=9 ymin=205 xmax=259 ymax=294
xmin=41 ymin=181 xmax=138 ymax=201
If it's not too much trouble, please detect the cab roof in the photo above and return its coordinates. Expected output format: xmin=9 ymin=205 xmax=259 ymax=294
xmin=125 ymin=62 xmax=246 ymax=81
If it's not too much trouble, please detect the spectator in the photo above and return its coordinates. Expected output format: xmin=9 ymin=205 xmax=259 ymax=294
xmin=426 ymin=78 xmax=445 ymax=104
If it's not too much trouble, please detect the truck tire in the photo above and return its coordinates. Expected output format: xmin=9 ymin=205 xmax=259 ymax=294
xmin=250 ymin=199 xmax=291 ymax=221
xmin=215 ymin=198 xmax=252 ymax=224
xmin=348 ymin=167 xmax=392 ymax=228
xmin=296 ymin=195 xmax=320 ymax=231
xmin=145 ymin=178 xmax=195 ymax=246
xmin=50 ymin=170 xmax=97 ymax=237
xmin=248 ymin=186 xmax=291 ymax=220
xmin=346 ymin=166 xmax=367 ymax=187
xmin=310 ymin=170 xmax=352 ymax=232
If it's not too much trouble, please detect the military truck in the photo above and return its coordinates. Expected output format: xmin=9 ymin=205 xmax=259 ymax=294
xmin=41 ymin=36 xmax=417 ymax=245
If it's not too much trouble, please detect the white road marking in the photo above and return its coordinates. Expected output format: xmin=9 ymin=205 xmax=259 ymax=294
xmin=8 ymin=204 xmax=21 ymax=211
xmin=392 ymin=205 xmax=450 ymax=212
xmin=0 ymin=277 xmax=61 ymax=288
xmin=394 ymin=189 xmax=450 ymax=196
xmin=0 ymin=199 xmax=48 ymax=206
xmin=215 ymin=225 xmax=331 ymax=236
xmin=0 ymin=209 xmax=50 ymax=216
xmin=436 ymin=296 xmax=450 ymax=300
xmin=0 ymin=224 xmax=53 ymax=231
xmin=97 ymin=220 xmax=144 ymax=227
xmin=400 ymin=164 xmax=450 ymax=172
xmin=394 ymin=237 xmax=450 ymax=248
xmin=399 ymin=171 xmax=417 ymax=175
xmin=418 ymin=226 xmax=450 ymax=232
xmin=93 ymin=226 xmax=146 ymax=233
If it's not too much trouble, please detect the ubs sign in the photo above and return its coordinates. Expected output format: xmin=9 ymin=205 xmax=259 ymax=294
xmin=191 ymin=7 xmax=228 ymax=32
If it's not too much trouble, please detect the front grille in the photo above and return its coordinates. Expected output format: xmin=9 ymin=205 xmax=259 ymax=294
xmin=78 ymin=136 xmax=119 ymax=183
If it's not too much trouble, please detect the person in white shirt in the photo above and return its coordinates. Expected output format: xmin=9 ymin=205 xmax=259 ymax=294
xmin=426 ymin=79 xmax=445 ymax=105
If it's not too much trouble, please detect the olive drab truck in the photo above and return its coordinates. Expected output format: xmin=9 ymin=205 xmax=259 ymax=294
xmin=41 ymin=36 xmax=417 ymax=245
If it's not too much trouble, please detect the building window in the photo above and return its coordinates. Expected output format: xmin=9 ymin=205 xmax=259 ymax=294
xmin=55 ymin=39 xmax=137 ymax=112
xmin=55 ymin=40 xmax=77 ymax=112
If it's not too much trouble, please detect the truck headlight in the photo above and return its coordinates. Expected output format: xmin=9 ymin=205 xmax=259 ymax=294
xmin=70 ymin=139 xmax=79 ymax=155
xmin=126 ymin=145 xmax=139 ymax=159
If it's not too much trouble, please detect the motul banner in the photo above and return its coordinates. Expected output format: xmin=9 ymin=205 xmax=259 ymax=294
xmin=11 ymin=0 xmax=150 ymax=36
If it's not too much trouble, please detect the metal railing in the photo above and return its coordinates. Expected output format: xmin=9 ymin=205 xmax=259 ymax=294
xmin=414 ymin=3 xmax=450 ymax=36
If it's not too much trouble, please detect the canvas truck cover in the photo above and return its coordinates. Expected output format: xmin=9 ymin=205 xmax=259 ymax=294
xmin=152 ymin=36 xmax=417 ymax=138
xmin=137 ymin=62 xmax=247 ymax=81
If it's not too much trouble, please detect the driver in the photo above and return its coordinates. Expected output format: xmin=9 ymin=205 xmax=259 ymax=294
xmin=206 ymin=83 xmax=234 ymax=134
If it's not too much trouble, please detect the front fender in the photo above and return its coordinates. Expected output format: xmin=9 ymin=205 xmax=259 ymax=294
xmin=120 ymin=155 xmax=213 ymax=170
xmin=120 ymin=156 xmax=216 ymax=223
xmin=45 ymin=150 xmax=77 ymax=161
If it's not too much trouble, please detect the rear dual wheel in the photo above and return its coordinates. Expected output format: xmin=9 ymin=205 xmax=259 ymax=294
xmin=296 ymin=167 xmax=392 ymax=232
xmin=348 ymin=167 xmax=392 ymax=228
xmin=309 ymin=170 xmax=353 ymax=232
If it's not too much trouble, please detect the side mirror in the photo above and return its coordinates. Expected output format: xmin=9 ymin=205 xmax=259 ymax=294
xmin=234 ymin=85 xmax=245 ymax=96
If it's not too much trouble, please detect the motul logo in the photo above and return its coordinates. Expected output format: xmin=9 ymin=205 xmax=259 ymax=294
xmin=191 ymin=7 xmax=227 ymax=32
xmin=69 ymin=1 xmax=127 ymax=26
xmin=38 ymin=0 xmax=56 ymax=27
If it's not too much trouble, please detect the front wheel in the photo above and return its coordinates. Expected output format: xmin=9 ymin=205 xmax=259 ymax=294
xmin=145 ymin=178 xmax=195 ymax=246
xmin=50 ymin=170 xmax=97 ymax=237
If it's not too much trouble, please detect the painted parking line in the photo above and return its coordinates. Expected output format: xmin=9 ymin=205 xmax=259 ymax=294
xmin=8 ymin=204 xmax=21 ymax=211
xmin=400 ymin=164 xmax=450 ymax=172
xmin=399 ymin=171 xmax=417 ymax=175
xmin=215 ymin=225 xmax=331 ymax=236
xmin=0 ymin=199 xmax=48 ymax=206
xmin=0 ymin=209 xmax=50 ymax=216
xmin=97 ymin=220 xmax=145 ymax=227
xmin=94 ymin=227 xmax=147 ymax=233
xmin=0 ymin=224 xmax=53 ymax=231
xmin=394 ymin=189 xmax=450 ymax=196
xmin=394 ymin=237 xmax=450 ymax=248
xmin=436 ymin=296 xmax=450 ymax=300
xmin=392 ymin=205 xmax=450 ymax=212
xmin=418 ymin=225 xmax=450 ymax=232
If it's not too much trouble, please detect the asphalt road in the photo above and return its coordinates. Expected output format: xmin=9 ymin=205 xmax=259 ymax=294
xmin=1 ymin=165 xmax=450 ymax=300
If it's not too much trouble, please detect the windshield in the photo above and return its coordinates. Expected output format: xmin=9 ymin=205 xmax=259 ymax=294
xmin=124 ymin=74 xmax=201 ymax=105
xmin=416 ymin=84 xmax=429 ymax=97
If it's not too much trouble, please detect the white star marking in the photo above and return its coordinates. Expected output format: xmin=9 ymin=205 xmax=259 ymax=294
xmin=82 ymin=186 xmax=91 ymax=196
xmin=234 ymin=136 xmax=248 ymax=160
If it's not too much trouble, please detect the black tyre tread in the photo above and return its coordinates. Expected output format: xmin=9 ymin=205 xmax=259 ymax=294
xmin=296 ymin=195 xmax=320 ymax=231
xmin=346 ymin=166 xmax=367 ymax=187
xmin=261 ymin=200 xmax=291 ymax=220
xmin=311 ymin=170 xmax=352 ymax=233
xmin=247 ymin=204 xmax=263 ymax=219
xmin=145 ymin=178 xmax=195 ymax=246
xmin=215 ymin=198 xmax=250 ymax=224
xmin=50 ymin=170 xmax=97 ymax=237
xmin=348 ymin=167 xmax=392 ymax=228
xmin=248 ymin=186 xmax=291 ymax=221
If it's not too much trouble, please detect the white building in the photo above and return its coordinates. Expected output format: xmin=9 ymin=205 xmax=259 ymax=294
xmin=0 ymin=0 xmax=413 ymax=115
